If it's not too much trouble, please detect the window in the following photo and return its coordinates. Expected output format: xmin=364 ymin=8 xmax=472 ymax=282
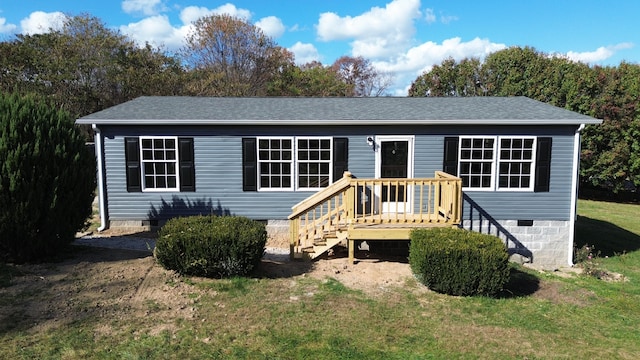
xmin=256 ymin=137 xmax=332 ymax=191
xmin=297 ymin=138 xmax=332 ymax=189
xmin=124 ymin=137 xmax=195 ymax=193
xmin=140 ymin=137 xmax=179 ymax=191
xmin=457 ymin=136 xmax=537 ymax=191
xmin=459 ymin=137 xmax=495 ymax=189
xmin=498 ymin=138 xmax=535 ymax=190
xmin=258 ymin=138 xmax=293 ymax=190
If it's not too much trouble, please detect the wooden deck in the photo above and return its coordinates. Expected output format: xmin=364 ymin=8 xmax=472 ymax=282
xmin=288 ymin=171 xmax=462 ymax=264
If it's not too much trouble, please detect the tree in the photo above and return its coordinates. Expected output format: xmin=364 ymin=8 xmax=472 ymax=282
xmin=0 ymin=93 xmax=96 ymax=263
xmin=181 ymin=14 xmax=288 ymax=96
xmin=0 ymin=14 xmax=185 ymax=134
xmin=267 ymin=61 xmax=352 ymax=97
xmin=581 ymin=63 xmax=640 ymax=192
xmin=331 ymin=56 xmax=393 ymax=97
xmin=407 ymin=46 xmax=640 ymax=193
xmin=409 ymin=57 xmax=484 ymax=97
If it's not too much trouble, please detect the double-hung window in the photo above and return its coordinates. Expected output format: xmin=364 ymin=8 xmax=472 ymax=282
xmin=497 ymin=137 xmax=535 ymax=190
xmin=297 ymin=138 xmax=332 ymax=190
xmin=257 ymin=137 xmax=332 ymax=191
xmin=124 ymin=136 xmax=195 ymax=193
xmin=140 ymin=137 xmax=179 ymax=191
xmin=258 ymin=138 xmax=294 ymax=190
xmin=459 ymin=137 xmax=495 ymax=189
xmin=457 ymin=136 xmax=537 ymax=191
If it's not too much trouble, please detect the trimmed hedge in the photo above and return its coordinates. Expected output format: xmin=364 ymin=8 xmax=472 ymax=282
xmin=155 ymin=215 xmax=267 ymax=278
xmin=409 ymin=227 xmax=509 ymax=296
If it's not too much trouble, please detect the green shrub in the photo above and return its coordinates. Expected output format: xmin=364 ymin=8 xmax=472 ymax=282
xmin=0 ymin=93 xmax=96 ymax=263
xmin=155 ymin=215 xmax=267 ymax=278
xmin=409 ymin=227 xmax=509 ymax=296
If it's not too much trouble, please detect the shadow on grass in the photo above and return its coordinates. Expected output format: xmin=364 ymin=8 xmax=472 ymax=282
xmin=498 ymin=266 xmax=540 ymax=298
xmin=255 ymin=259 xmax=315 ymax=279
xmin=575 ymin=215 xmax=640 ymax=257
xmin=0 ymin=262 xmax=25 ymax=288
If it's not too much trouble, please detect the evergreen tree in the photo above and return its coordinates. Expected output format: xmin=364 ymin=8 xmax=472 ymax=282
xmin=0 ymin=93 xmax=95 ymax=262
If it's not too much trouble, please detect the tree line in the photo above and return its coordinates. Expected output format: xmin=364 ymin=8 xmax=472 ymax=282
xmin=0 ymin=14 xmax=391 ymax=120
xmin=1 ymin=14 xmax=637 ymax=193
xmin=409 ymin=47 xmax=640 ymax=194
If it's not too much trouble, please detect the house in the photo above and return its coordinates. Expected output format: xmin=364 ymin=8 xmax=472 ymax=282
xmin=77 ymin=96 xmax=601 ymax=269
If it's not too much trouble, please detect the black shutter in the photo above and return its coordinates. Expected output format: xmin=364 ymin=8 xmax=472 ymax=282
xmin=242 ymin=138 xmax=257 ymax=191
xmin=333 ymin=138 xmax=349 ymax=182
xmin=178 ymin=138 xmax=195 ymax=192
xmin=124 ymin=137 xmax=141 ymax=192
xmin=534 ymin=137 xmax=552 ymax=192
xmin=443 ymin=137 xmax=459 ymax=176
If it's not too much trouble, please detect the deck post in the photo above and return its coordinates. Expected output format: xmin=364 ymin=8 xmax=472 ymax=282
xmin=348 ymin=237 xmax=355 ymax=265
xmin=289 ymin=218 xmax=299 ymax=260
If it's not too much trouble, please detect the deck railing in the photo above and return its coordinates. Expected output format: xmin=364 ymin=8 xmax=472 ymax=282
xmin=288 ymin=171 xmax=462 ymax=256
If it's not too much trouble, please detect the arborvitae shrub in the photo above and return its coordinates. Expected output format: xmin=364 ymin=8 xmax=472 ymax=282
xmin=155 ymin=215 xmax=267 ymax=277
xmin=409 ymin=227 xmax=510 ymax=296
xmin=0 ymin=93 xmax=96 ymax=263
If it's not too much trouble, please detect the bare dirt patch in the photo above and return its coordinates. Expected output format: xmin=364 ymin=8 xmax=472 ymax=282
xmin=0 ymin=238 xmax=416 ymax=335
xmin=1 ymin=231 xmax=592 ymax=335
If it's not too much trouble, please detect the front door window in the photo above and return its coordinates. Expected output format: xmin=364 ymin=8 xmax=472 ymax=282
xmin=381 ymin=141 xmax=408 ymax=202
xmin=375 ymin=136 xmax=414 ymax=213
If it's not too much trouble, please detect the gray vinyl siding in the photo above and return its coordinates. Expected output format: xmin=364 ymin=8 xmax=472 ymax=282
xmin=460 ymin=135 xmax=575 ymax=221
xmin=100 ymin=124 xmax=578 ymax=223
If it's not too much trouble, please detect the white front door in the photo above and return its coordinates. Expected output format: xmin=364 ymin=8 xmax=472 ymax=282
xmin=375 ymin=136 xmax=414 ymax=213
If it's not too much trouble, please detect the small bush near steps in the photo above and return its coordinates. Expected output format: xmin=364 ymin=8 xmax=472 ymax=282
xmin=155 ymin=215 xmax=266 ymax=278
xmin=409 ymin=227 xmax=509 ymax=296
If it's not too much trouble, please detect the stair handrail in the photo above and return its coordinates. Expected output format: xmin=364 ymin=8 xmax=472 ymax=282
xmin=289 ymin=171 xmax=354 ymax=220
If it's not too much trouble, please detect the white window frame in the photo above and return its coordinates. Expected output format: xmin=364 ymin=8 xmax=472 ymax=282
xmin=458 ymin=136 xmax=537 ymax=192
xmin=257 ymin=137 xmax=295 ymax=191
xmin=256 ymin=136 xmax=333 ymax=192
xmin=496 ymin=136 xmax=537 ymax=192
xmin=140 ymin=136 xmax=180 ymax=192
xmin=458 ymin=136 xmax=497 ymax=192
xmin=296 ymin=137 xmax=333 ymax=191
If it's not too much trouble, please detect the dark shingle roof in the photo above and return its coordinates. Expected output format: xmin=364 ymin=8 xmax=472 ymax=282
xmin=76 ymin=96 xmax=601 ymax=125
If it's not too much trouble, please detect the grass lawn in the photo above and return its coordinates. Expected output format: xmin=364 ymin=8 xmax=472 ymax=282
xmin=1 ymin=199 xmax=640 ymax=359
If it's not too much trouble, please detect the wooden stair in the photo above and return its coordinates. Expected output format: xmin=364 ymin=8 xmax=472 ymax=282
xmin=289 ymin=171 xmax=463 ymax=263
xmin=301 ymin=228 xmax=348 ymax=259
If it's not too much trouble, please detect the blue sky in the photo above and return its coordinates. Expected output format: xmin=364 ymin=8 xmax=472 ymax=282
xmin=1 ymin=0 xmax=638 ymax=95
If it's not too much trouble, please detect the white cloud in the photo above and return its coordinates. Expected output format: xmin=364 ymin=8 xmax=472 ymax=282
xmin=317 ymin=0 xmax=421 ymax=58
xmin=256 ymin=16 xmax=285 ymax=39
xmin=0 ymin=17 xmax=17 ymax=33
xmin=180 ymin=3 xmax=251 ymax=24
xmin=440 ymin=14 xmax=459 ymax=24
xmin=120 ymin=15 xmax=189 ymax=50
xmin=564 ymin=43 xmax=634 ymax=63
xmin=424 ymin=8 xmax=436 ymax=24
xmin=122 ymin=3 xmax=254 ymax=51
xmin=289 ymin=42 xmax=320 ymax=65
xmin=20 ymin=11 xmax=66 ymax=35
xmin=122 ymin=0 xmax=167 ymax=16
xmin=373 ymin=37 xmax=506 ymax=95
xmin=179 ymin=6 xmax=217 ymax=24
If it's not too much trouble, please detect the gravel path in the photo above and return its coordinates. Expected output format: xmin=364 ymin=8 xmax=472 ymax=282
xmin=74 ymin=235 xmax=291 ymax=262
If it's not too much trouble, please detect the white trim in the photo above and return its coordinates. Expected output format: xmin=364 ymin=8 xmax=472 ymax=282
xmin=459 ymin=135 xmax=538 ymax=192
xmin=256 ymin=136 xmax=295 ymax=192
xmin=295 ymin=137 xmax=333 ymax=192
xmin=568 ymin=124 xmax=586 ymax=266
xmin=495 ymin=136 xmax=537 ymax=192
xmin=139 ymin=136 xmax=180 ymax=192
xmin=92 ymin=125 xmax=107 ymax=231
xmin=458 ymin=136 xmax=497 ymax=191
xmin=256 ymin=136 xmax=334 ymax=192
